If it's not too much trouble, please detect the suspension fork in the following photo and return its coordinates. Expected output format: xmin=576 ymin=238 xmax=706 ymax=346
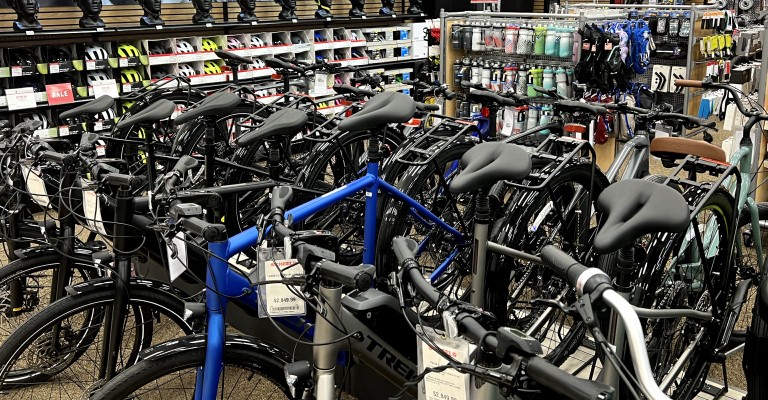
xmin=98 ymin=187 xmax=134 ymax=381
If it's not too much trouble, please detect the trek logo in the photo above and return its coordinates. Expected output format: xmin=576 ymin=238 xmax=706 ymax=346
xmin=365 ymin=335 xmax=416 ymax=380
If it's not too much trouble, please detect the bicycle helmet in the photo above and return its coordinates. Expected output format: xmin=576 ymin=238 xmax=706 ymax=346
xmin=19 ymin=111 xmax=49 ymax=130
xmin=175 ymin=40 xmax=195 ymax=54
xmin=13 ymin=77 xmax=43 ymax=92
xmin=290 ymin=34 xmax=304 ymax=44
xmin=314 ymin=32 xmax=327 ymax=42
xmin=149 ymin=42 xmax=169 ymax=55
xmin=117 ymin=43 xmax=141 ymax=58
xmin=203 ymin=61 xmax=221 ymax=74
xmin=46 ymin=47 xmax=72 ymax=63
xmin=250 ymin=36 xmax=266 ymax=47
xmin=84 ymin=45 xmax=109 ymax=61
xmin=150 ymin=67 xmax=170 ymax=80
xmin=226 ymin=37 xmax=244 ymax=49
xmin=252 ymin=58 xmax=265 ymax=68
xmin=96 ymin=108 xmax=116 ymax=121
xmin=177 ymin=64 xmax=198 ymax=77
xmin=47 ymin=73 xmax=78 ymax=86
xmin=201 ymin=38 xmax=219 ymax=52
xmin=120 ymin=68 xmax=142 ymax=83
xmin=86 ymin=71 xmax=110 ymax=86
xmin=9 ymin=49 xmax=39 ymax=67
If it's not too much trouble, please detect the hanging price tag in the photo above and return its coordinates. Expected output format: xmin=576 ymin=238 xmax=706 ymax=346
xmin=417 ymin=328 xmax=472 ymax=400
xmin=313 ymin=72 xmax=328 ymax=96
xmin=92 ymin=79 xmax=119 ymax=98
xmin=45 ymin=83 xmax=74 ymax=106
xmin=6 ymin=87 xmax=37 ymax=111
xmin=21 ymin=165 xmax=49 ymax=208
xmin=166 ymin=231 xmax=188 ymax=282
xmin=86 ymin=60 xmax=96 ymax=70
xmin=49 ymin=63 xmax=60 ymax=74
xmin=58 ymin=125 xmax=70 ymax=136
xmin=82 ymin=186 xmax=108 ymax=235
xmin=119 ymin=58 xmax=129 ymax=67
xmin=258 ymin=248 xmax=306 ymax=317
xmin=11 ymin=66 xmax=22 ymax=77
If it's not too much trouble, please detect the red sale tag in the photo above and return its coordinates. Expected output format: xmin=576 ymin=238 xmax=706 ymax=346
xmin=45 ymin=83 xmax=74 ymax=106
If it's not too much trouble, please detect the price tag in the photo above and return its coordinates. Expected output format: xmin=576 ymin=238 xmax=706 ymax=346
xmin=86 ymin=60 xmax=96 ymax=70
xmin=45 ymin=83 xmax=74 ymax=105
xmin=21 ymin=165 xmax=49 ymax=208
xmin=82 ymin=186 xmax=108 ymax=235
xmin=92 ymin=79 xmax=119 ymax=98
xmin=58 ymin=125 xmax=70 ymax=136
xmin=166 ymin=231 xmax=188 ymax=282
xmin=96 ymin=143 xmax=106 ymax=156
xmin=119 ymin=58 xmax=128 ymax=67
xmin=11 ymin=66 xmax=22 ymax=77
xmin=49 ymin=63 xmax=60 ymax=74
xmin=313 ymin=73 xmax=329 ymax=96
xmin=258 ymin=248 xmax=306 ymax=317
xmin=94 ymin=120 xmax=103 ymax=131
xmin=418 ymin=328 xmax=471 ymax=400
xmin=6 ymin=87 xmax=37 ymax=111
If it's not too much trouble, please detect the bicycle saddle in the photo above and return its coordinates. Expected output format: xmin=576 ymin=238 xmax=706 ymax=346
xmin=60 ymin=95 xmax=115 ymax=120
xmin=650 ymin=137 xmax=727 ymax=164
xmin=12 ymin=119 xmax=42 ymax=134
xmin=236 ymin=108 xmax=308 ymax=147
xmin=553 ymin=100 xmax=607 ymax=115
xmin=116 ymin=99 xmax=175 ymax=130
xmin=594 ymin=179 xmax=689 ymax=254
xmin=338 ymin=92 xmax=416 ymax=132
xmin=466 ymin=90 xmax=519 ymax=107
xmin=449 ymin=142 xmax=532 ymax=194
xmin=174 ymin=92 xmax=241 ymax=125
xmin=332 ymin=84 xmax=375 ymax=99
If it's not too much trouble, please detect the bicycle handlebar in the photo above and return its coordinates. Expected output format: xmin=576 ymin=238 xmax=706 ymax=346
xmin=392 ymin=237 xmax=614 ymax=400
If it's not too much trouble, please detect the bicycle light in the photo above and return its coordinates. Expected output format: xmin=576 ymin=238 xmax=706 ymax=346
xmin=284 ymin=360 xmax=312 ymax=398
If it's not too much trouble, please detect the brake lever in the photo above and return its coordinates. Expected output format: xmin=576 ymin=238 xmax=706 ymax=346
xmin=530 ymin=298 xmax=578 ymax=317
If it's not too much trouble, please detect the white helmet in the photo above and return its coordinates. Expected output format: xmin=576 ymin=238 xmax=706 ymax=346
xmin=175 ymin=40 xmax=195 ymax=54
xmin=177 ymin=64 xmax=198 ymax=77
xmin=19 ymin=111 xmax=49 ymax=130
xmin=96 ymin=108 xmax=116 ymax=121
xmin=227 ymin=37 xmax=244 ymax=49
xmin=252 ymin=58 xmax=265 ymax=68
xmin=86 ymin=71 xmax=110 ymax=86
xmin=250 ymin=36 xmax=265 ymax=47
xmin=84 ymin=45 xmax=109 ymax=61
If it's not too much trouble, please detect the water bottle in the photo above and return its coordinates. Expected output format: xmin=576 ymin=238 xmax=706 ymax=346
xmin=471 ymin=59 xmax=481 ymax=85
xmin=460 ymin=57 xmax=472 ymax=85
xmin=559 ymin=27 xmax=573 ymax=58
xmin=517 ymin=27 xmax=532 ymax=55
xmin=503 ymin=65 xmax=514 ymax=92
xmin=453 ymin=59 xmax=462 ymax=87
xmin=542 ymin=67 xmax=554 ymax=91
xmin=472 ymin=25 xmax=484 ymax=52
xmin=463 ymin=25 xmax=473 ymax=51
xmin=565 ymin=68 xmax=574 ymax=97
xmin=545 ymin=25 xmax=557 ymax=56
xmin=451 ymin=25 xmax=462 ymax=49
xmin=481 ymin=60 xmax=492 ymax=88
xmin=505 ymin=26 xmax=519 ymax=54
xmin=483 ymin=24 xmax=494 ymax=49
xmin=555 ymin=68 xmax=568 ymax=97
xmin=490 ymin=61 xmax=502 ymax=91
xmin=534 ymin=25 xmax=547 ymax=56
xmin=494 ymin=24 xmax=505 ymax=50
xmin=514 ymin=106 xmax=527 ymax=133
xmin=527 ymin=105 xmax=540 ymax=131
xmin=516 ymin=67 xmax=528 ymax=95
xmin=539 ymin=105 xmax=552 ymax=134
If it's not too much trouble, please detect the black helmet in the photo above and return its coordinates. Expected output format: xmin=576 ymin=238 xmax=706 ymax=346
xmin=9 ymin=48 xmax=39 ymax=68
xmin=13 ymin=77 xmax=43 ymax=92
xmin=46 ymin=47 xmax=72 ymax=64
xmin=46 ymin=72 xmax=79 ymax=86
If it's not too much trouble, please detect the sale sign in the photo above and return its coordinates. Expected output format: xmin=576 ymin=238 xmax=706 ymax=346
xmin=45 ymin=83 xmax=74 ymax=106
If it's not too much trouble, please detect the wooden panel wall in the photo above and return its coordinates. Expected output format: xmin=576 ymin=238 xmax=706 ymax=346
xmin=0 ymin=0 xmax=407 ymax=33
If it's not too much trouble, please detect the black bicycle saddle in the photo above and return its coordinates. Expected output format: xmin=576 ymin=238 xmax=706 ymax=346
xmin=174 ymin=91 xmax=241 ymax=125
xmin=594 ymin=179 xmax=689 ymax=254
xmin=60 ymin=95 xmax=115 ymax=120
xmin=449 ymin=142 xmax=532 ymax=194
xmin=236 ymin=108 xmax=308 ymax=147
xmin=116 ymin=99 xmax=175 ymax=130
xmin=337 ymin=92 xmax=416 ymax=132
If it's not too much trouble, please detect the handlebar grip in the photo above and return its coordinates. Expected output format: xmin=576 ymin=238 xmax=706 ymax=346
xmin=540 ymin=246 xmax=588 ymax=288
xmin=526 ymin=357 xmax=614 ymax=400
xmin=79 ymin=132 xmax=100 ymax=151
xmin=181 ymin=217 xmax=227 ymax=242
xmin=174 ymin=155 xmax=199 ymax=176
xmin=41 ymin=151 xmax=74 ymax=167
xmin=271 ymin=186 xmax=294 ymax=217
xmin=674 ymin=79 xmax=703 ymax=88
xmin=444 ymin=89 xmax=456 ymax=100
xmin=106 ymin=173 xmax=143 ymax=189
xmin=315 ymin=261 xmax=374 ymax=291
xmin=416 ymin=103 xmax=440 ymax=112
xmin=392 ymin=236 xmax=419 ymax=264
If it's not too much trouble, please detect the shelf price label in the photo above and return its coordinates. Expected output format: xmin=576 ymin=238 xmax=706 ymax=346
xmin=92 ymin=79 xmax=119 ymax=99
xmin=6 ymin=87 xmax=37 ymax=110
xmin=45 ymin=83 xmax=74 ymax=106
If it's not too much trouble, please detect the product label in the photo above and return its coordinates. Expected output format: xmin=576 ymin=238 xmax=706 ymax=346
xmin=21 ymin=165 xmax=49 ymax=208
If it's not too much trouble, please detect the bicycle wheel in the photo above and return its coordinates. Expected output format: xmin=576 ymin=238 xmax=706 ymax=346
xmin=630 ymin=188 xmax=734 ymax=399
xmin=0 ymin=250 xmax=103 ymax=344
xmin=90 ymin=337 xmax=291 ymax=399
xmin=296 ymin=129 xmax=404 ymax=265
xmin=733 ymin=203 xmax=768 ymax=335
xmin=375 ymin=139 xmax=475 ymax=295
xmin=0 ymin=280 xmax=192 ymax=395
xmin=485 ymin=162 xmax=607 ymax=366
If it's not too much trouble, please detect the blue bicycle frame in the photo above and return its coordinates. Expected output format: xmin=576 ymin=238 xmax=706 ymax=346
xmin=196 ymin=157 xmax=466 ymax=399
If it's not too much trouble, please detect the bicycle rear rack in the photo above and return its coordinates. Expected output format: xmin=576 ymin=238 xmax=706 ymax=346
xmin=393 ymin=119 xmax=479 ymax=166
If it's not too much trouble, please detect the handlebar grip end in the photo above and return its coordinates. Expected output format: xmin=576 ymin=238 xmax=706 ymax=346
xmin=674 ymin=79 xmax=703 ymax=88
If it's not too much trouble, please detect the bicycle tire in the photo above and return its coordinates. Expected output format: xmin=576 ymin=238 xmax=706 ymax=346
xmin=485 ymin=162 xmax=608 ymax=366
xmin=733 ymin=202 xmax=768 ymax=336
xmin=0 ymin=249 xmax=104 ymax=343
xmin=628 ymin=188 xmax=734 ymax=399
xmin=90 ymin=336 xmax=290 ymax=399
xmin=0 ymin=279 xmax=192 ymax=394
xmin=375 ymin=140 xmax=475 ymax=290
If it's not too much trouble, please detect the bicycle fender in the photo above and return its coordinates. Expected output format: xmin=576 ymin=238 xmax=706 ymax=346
xmin=136 ymin=333 xmax=293 ymax=366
